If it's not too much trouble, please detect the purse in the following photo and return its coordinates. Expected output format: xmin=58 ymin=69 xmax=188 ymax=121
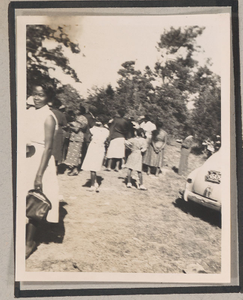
xmin=26 ymin=189 xmax=52 ymax=222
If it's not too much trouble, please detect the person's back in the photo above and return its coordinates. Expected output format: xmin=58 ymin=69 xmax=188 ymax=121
xmin=109 ymin=116 xmax=130 ymax=140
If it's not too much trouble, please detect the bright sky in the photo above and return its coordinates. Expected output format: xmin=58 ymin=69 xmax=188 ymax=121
xmin=43 ymin=14 xmax=226 ymax=97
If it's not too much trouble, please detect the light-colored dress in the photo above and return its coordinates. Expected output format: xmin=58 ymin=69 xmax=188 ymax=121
xmin=26 ymin=105 xmax=59 ymax=223
xmin=143 ymin=129 xmax=167 ymax=168
xmin=81 ymin=126 xmax=109 ymax=172
xmin=124 ymin=137 xmax=147 ymax=172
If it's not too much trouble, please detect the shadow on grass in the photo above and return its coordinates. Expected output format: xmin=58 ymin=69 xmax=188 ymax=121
xmin=173 ymin=198 xmax=221 ymax=228
xmin=118 ymin=176 xmax=137 ymax=188
xmin=36 ymin=201 xmax=68 ymax=245
xmin=82 ymin=176 xmax=104 ymax=187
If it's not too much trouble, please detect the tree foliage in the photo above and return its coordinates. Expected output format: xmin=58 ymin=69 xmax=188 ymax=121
xmin=28 ymin=24 xmax=221 ymax=144
xmin=27 ymin=25 xmax=80 ymax=96
xmin=88 ymin=26 xmax=220 ymax=142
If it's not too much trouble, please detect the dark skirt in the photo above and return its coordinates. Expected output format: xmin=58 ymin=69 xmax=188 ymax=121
xmin=143 ymin=144 xmax=164 ymax=168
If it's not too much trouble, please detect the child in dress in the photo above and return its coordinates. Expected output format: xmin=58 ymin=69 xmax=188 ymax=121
xmin=124 ymin=128 xmax=147 ymax=190
xmin=81 ymin=117 xmax=110 ymax=192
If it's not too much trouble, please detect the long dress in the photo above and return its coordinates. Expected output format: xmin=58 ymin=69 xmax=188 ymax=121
xmin=81 ymin=126 xmax=109 ymax=172
xmin=26 ymin=105 xmax=59 ymax=223
xmin=143 ymin=129 xmax=167 ymax=168
xmin=124 ymin=137 xmax=147 ymax=172
xmin=65 ymin=115 xmax=88 ymax=167
xmin=178 ymin=135 xmax=194 ymax=175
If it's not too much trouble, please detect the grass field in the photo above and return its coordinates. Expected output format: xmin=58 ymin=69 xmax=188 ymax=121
xmin=26 ymin=140 xmax=221 ymax=274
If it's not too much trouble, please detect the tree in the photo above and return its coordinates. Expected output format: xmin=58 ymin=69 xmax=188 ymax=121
xmin=86 ymin=84 xmax=117 ymax=119
xmin=56 ymin=84 xmax=84 ymax=112
xmin=27 ymin=25 xmax=81 ymax=96
xmin=189 ymin=67 xmax=221 ymax=141
xmin=156 ymin=26 xmax=204 ymax=91
xmin=116 ymin=61 xmax=156 ymax=118
xmin=154 ymin=26 xmax=221 ymax=140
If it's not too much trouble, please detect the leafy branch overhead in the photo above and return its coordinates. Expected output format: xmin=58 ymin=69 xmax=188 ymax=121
xmin=27 ymin=25 xmax=81 ymax=95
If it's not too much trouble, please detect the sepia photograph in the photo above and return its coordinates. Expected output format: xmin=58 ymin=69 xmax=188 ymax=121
xmin=14 ymin=7 xmax=232 ymax=283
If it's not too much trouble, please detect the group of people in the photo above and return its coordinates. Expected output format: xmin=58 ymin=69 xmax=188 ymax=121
xmin=25 ymin=83 xmax=192 ymax=259
xmin=33 ymin=98 xmax=169 ymax=191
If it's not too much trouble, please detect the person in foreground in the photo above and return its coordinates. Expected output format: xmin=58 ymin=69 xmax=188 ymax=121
xmin=81 ymin=116 xmax=110 ymax=192
xmin=25 ymin=83 xmax=59 ymax=259
xmin=124 ymin=128 xmax=147 ymax=190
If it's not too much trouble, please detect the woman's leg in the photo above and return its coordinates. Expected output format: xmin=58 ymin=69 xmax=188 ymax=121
xmin=88 ymin=171 xmax=98 ymax=191
xmin=138 ymin=171 xmax=143 ymax=185
xmin=147 ymin=166 xmax=151 ymax=175
xmin=155 ymin=167 xmax=160 ymax=177
xmin=138 ymin=171 xmax=147 ymax=190
xmin=91 ymin=171 xmax=96 ymax=187
xmin=114 ymin=159 xmax=120 ymax=172
xmin=106 ymin=158 xmax=112 ymax=170
xmin=127 ymin=169 xmax=132 ymax=187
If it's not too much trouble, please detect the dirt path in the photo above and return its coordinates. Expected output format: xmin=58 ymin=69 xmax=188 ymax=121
xmin=26 ymin=143 xmax=221 ymax=274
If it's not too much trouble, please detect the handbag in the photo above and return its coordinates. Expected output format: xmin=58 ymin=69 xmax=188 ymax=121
xmin=26 ymin=189 xmax=52 ymax=222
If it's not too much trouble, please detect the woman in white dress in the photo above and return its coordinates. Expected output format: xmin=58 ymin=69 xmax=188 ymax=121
xmin=25 ymin=84 xmax=59 ymax=258
xmin=81 ymin=117 xmax=109 ymax=191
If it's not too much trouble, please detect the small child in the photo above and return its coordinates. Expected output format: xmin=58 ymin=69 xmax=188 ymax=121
xmin=124 ymin=128 xmax=147 ymax=190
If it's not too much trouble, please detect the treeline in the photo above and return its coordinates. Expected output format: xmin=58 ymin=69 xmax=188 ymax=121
xmin=27 ymin=25 xmax=221 ymax=143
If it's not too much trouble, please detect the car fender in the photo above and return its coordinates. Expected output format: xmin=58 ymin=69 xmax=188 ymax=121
xmin=184 ymin=167 xmax=200 ymax=201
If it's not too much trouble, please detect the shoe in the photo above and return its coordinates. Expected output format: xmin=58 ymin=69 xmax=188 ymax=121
xmin=94 ymin=183 xmax=99 ymax=192
xmin=114 ymin=168 xmax=119 ymax=172
xmin=105 ymin=168 xmax=111 ymax=172
xmin=68 ymin=170 xmax=78 ymax=176
xmin=126 ymin=182 xmax=132 ymax=188
xmin=87 ymin=186 xmax=96 ymax=192
xmin=138 ymin=185 xmax=147 ymax=191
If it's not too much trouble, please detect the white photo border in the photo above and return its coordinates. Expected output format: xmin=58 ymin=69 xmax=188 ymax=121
xmin=13 ymin=5 xmax=235 ymax=286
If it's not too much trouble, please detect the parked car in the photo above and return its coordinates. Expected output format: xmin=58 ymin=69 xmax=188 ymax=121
xmin=180 ymin=149 xmax=221 ymax=211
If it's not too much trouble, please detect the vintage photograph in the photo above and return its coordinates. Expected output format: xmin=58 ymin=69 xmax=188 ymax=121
xmin=15 ymin=8 xmax=232 ymax=283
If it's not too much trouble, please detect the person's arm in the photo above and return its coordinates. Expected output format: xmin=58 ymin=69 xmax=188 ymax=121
xmin=140 ymin=139 xmax=147 ymax=153
xmin=34 ymin=115 xmax=56 ymax=190
xmin=151 ymin=134 xmax=167 ymax=153
xmin=151 ymin=140 xmax=160 ymax=153
xmin=160 ymin=133 xmax=167 ymax=150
